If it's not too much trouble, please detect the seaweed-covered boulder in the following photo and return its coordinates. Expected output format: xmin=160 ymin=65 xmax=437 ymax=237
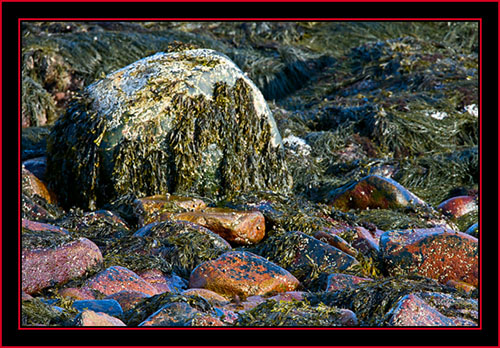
xmin=47 ymin=48 xmax=291 ymax=210
xmin=328 ymin=175 xmax=426 ymax=211
xmin=189 ymin=251 xmax=300 ymax=299
xmin=22 ymin=231 xmax=102 ymax=295
xmin=380 ymin=227 xmax=478 ymax=286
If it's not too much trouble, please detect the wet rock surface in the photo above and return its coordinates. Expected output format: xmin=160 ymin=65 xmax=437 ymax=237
xmin=22 ymin=22 xmax=479 ymax=327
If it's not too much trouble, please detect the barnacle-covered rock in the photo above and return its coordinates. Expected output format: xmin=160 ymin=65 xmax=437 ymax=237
xmin=47 ymin=48 xmax=291 ymax=210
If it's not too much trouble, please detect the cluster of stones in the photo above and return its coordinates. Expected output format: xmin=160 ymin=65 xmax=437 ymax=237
xmin=21 ymin=49 xmax=478 ymax=327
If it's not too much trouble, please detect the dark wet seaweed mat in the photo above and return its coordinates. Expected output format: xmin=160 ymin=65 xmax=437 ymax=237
xmin=21 ymin=21 xmax=479 ymax=327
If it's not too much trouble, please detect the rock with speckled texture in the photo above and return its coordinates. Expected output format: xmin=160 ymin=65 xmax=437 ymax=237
xmin=22 ymin=166 xmax=57 ymax=204
xmin=22 ymin=237 xmax=102 ymax=295
xmin=326 ymin=273 xmax=373 ymax=292
xmin=437 ymin=195 xmax=477 ymax=219
xmin=137 ymin=194 xmax=207 ymax=225
xmin=182 ymin=288 xmax=229 ymax=304
xmin=189 ymin=251 xmax=300 ymax=299
xmin=75 ymin=310 xmax=126 ymax=326
xmin=380 ymin=227 xmax=478 ymax=286
xmin=387 ymin=293 xmax=476 ymax=326
xmin=138 ymin=302 xmax=224 ymax=327
xmin=83 ymin=266 xmax=160 ymax=297
xmin=22 ymin=219 xmax=70 ymax=235
xmin=105 ymin=290 xmax=151 ymax=311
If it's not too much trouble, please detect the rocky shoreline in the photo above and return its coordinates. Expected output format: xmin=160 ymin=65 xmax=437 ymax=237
xmin=21 ymin=21 xmax=478 ymax=327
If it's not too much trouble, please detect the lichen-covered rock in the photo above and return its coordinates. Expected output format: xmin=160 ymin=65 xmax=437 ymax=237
xmin=137 ymin=194 xmax=207 ymax=225
xmin=437 ymin=195 xmax=477 ymax=219
xmin=22 ymin=235 xmax=102 ymax=295
xmin=380 ymin=227 xmax=478 ymax=286
xmin=326 ymin=273 xmax=373 ymax=292
xmin=170 ymin=207 xmax=266 ymax=245
xmin=105 ymin=290 xmax=151 ymax=311
xmin=46 ymin=48 xmax=291 ymax=210
xmin=74 ymin=310 xmax=126 ymax=327
xmin=329 ymin=175 xmax=426 ymax=211
xmin=189 ymin=251 xmax=300 ymax=299
xmin=135 ymin=269 xmax=174 ymax=294
xmin=83 ymin=266 xmax=160 ymax=297
xmin=387 ymin=293 xmax=476 ymax=326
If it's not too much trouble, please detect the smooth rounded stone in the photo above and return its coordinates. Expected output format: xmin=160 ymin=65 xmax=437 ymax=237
xmin=380 ymin=227 xmax=478 ymax=286
xmin=325 ymin=273 xmax=373 ymax=292
xmin=83 ymin=266 xmax=160 ymax=297
xmin=138 ymin=302 xmax=222 ymax=327
xmin=170 ymin=207 xmax=266 ymax=245
xmin=22 ymin=156 xmax=47 ymax=181
xmin=47 ymin=48 xmax=290 ymax=211
xmin=339 ymin=309 xmax=358 ymax=326
xmin=465 ymin=222 xmax=478 ymax=238
xmin=58 ymin=287 xmax=96 ymax=300
xmin=74 ymin=310 xmax=126 ymax=327
xmin=135 ymin=269 xmax=174 ymax=294
xmin=313 ymin=230 xmax=358 ymax=257
xmin=22 ymin=237 xmax=102 ymax=295
xmin=72 ymin=299 xmax=123 ymax=317
xmin=223 ymin=295 xmax=266 ymax=312
xmin=105 ymin=291 xmax=151 ymax=311
xmin=437 ymin=195 xmax=477 ymax=219
xmin=387 ymin=293 xmax=476 ymax=327
xmin=133 ymin=220 xmax=231 ymax=251
xmin=446 ymin=279 xmax=476 ymax=294
xmin=22 ymin=219 xmax=70 ymax=235
xmin=137 ymin=194 xmax=207 ymax=225
xmin=182 ymin=288 xmax=230 ymax=305
xmin=189 ymin=251 xmax=300 ymax=299
xmin=329 ymin=175 xmax=426 ymax=211
xmin=284 ymin=232 xmax=359 ymax=278
xmin=22 ymin=166 xmax=57 ymax=205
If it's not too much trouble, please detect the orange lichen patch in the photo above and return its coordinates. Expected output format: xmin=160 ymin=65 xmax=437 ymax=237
xmin=22 ymin=166 xmax=57 ymax=205
xmin=137 ymin=194 xmax=207 ymax=224
xmin=189 ymin=251 xmax=299 ymax=299
xmin=171 ymin=208 xmax=265 ymax=245
xmin=22 ymin=238 xmax=103 ymax=295
xmin=437 ymin=195 xmax=477 ymax=219
xmin=381 ymin=228 xmax=478 ymax=286
xmin=83 ymin=266 xmax=160 ymax=297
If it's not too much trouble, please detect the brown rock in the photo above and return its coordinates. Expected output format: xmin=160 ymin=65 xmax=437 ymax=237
xmin=380 ymin=227 xmax=478 ymax=286
xmin=325 ymin=273 xmax=373 ymax=292
xmin=83 ymin=266 xmax=160 ymax=297
xmin=171 ymin=208 xmax=265 ymax=245
xmin=313 ymin=230 xmax=358 ymax=257
xmin=22 ymin=166 xmax=57 ymax=204
xmin=137 ymin=194 xmax=207 ymax=224
xmin=437 ymin=196 xmax=477 ymax=219
xmin=189 ymin=251 xmax=299 ymax=299
xmin=22 ymin=237 xmax=102 ymax=295
xmin=58 ymin=287 xmax=96 ymax=300
xmin=74 ymin=310 xmax=126 ymax=326
xmin=105 ymin=290 xmax=151 ymax=311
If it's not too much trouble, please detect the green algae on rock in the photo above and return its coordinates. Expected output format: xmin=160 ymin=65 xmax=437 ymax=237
xmin=47 ymin=49 xmax=291 ymax=210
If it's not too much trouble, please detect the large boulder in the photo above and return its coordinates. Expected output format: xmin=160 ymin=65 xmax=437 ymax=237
xmin=46 ymin=48 xmax=291 ymax=210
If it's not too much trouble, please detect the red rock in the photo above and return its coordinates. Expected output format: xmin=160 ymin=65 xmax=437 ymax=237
xmin=171 ymin=208 xmax=266 ymax=245
xmin=22 ymin=237 xmax=102 ymax=295
xmin=135 ymin=269 xmax=173 ymax=294
xmin=182 ymin=288 xmax=229 ymax=304
xmin=105 ymin=290 xmax=151 ymax=311
xmin=22 ymin=219 xmax=70 ymax=235
xmin=137 ymin=194 xmax=207 ymax=224
xmin=380 ymin=227 xmax=478 ymax=286
xmin=330 ymin=175 xmax=426 ymax=211
xmin=326 ymin=273 xmax=373 ymax=292
xmin=438 ymin=196 xmax=477 ymax=219
xmin=74 ymin=310 xmax=126 ymax=326
xmin=387 ymin=293 xmax=475 ymax=326
xmin=58 ymin=287 xmax=96 ymax=300
xmin=83 ymin=266 xmax=160 ymax=297
xmin=22 ymin=166 xmax=57 ymax=204
xmin=313 ymin=230 xmax=358 ymax=257
xmin=189 ymin=251 xmax=300 ymax=299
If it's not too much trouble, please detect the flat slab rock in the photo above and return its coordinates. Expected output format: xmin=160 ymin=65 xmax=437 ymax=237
xmin=380 ymin=227 xmax=478 ymax=286
xmin=22 ymin=237 xmax=102 ymax=295
xmin=83 ymin=266 xmax=160 ymax=297
xmin=189 ymin=251 xmax=300 ymax=299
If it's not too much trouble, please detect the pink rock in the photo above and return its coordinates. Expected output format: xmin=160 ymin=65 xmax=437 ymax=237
xmin=22 ymin=219 xmax=70 ymax=235
xmin=135 ymin=269 xmax=173 ymax=294
xmin=438 ymin=196 xmax=477 ymax=219
xmin=83 ymin=266 xmax=160 ymax=297
xmin=22 ymin=237 xmax=102 ymax=295
xmin=74 ymin=310 xmax=126 ymax=326
xmin=326 ymin=273 xmax=373 ymax=292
